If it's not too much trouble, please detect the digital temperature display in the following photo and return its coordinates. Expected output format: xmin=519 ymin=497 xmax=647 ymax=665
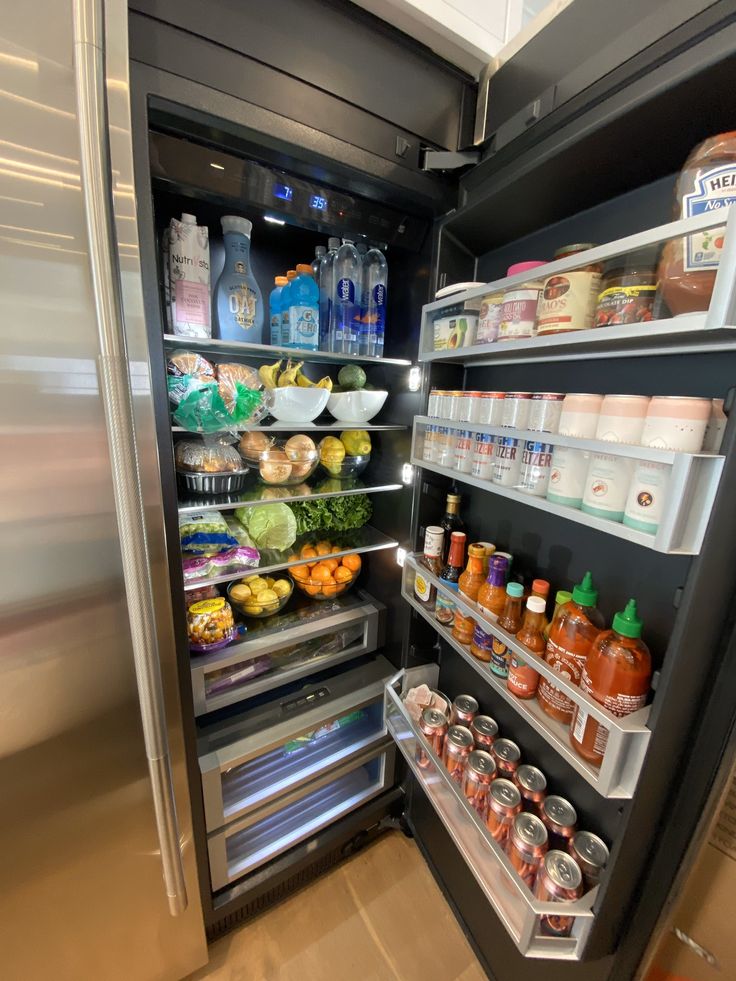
xmin=272 ymin=182 xmax=293 ymax=202
xmin=309 ymin=194 xmax=328 ymax=211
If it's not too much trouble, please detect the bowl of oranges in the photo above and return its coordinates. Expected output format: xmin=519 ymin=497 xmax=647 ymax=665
xmin=289 ymin=542 xmax=362 ymax=600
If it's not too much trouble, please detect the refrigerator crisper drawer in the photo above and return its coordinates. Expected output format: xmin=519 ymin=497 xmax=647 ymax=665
xmin=385 ymin=667 xmax=596 ymax=960
xmin=198 ymin=656 xmax=394 ymax=832
xmin=208 ymin=744 xmax=394 ymax=890
xmin=190 ymin=593 xmax=383 ymax=715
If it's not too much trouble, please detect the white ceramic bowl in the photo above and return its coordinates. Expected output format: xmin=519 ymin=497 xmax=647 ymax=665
xmin=326 ymin=390 xmax=388 ymax=423
xmin=266 ymin=386 xmax=330 ymax=423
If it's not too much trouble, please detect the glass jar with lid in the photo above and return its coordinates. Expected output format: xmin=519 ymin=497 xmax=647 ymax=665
xmin=536 ymin=244 xmax=602 ymax=336
xmin=594 ymin=247 xmax=659 ymax=328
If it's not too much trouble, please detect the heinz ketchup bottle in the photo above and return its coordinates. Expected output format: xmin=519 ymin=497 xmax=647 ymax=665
xmin=570 ymin=599 xmax=651 ymax=766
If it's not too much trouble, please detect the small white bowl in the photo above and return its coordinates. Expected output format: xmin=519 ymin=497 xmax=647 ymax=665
xmin=266 ymin=386 xmax=330 ymax=422
xmin=327 ymin=390 xmax=388 ymax=423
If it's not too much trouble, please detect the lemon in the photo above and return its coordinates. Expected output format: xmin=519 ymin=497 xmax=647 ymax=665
xmin=243 ymin=603 xmax=263 ymax=615
xmin=272 ymin=580 xmax=291 ymax=597
xmin=340 ymin=430 xmax=371 ymax=457
xmin=319 ymin=436 xmax=346 ymax=471
xmin=249 ymin=578 xmax=269 ymax=595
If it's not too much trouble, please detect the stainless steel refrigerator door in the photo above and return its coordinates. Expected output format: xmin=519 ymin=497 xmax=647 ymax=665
xmin=0 ymin=3 xmax=207 ymax=979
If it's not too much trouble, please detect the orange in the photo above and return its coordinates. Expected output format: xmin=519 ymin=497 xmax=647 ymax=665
xmin=301 ymin=545 xmax=318 ymax=561
xmin=321 ymin=577 xmax=338 ymax=597
xmin=291 ymin=563 xmax=310 ymax=581
xmin=304 ymin=582 xmax=321 ymax=596
xmin=335 ymin=566 xmax=353 ymax=583
xmin=342 ymin=553 xmax=362 ymax=573
xmin=315 ymin=541 xmax=331 ymax=556
xmin=310 ymin=563 xmax=333 ymax=583
xmin=335 ymin=583 xmax=347 ymax=594
xmin=323 ymin=558 xmax=339 ymax=573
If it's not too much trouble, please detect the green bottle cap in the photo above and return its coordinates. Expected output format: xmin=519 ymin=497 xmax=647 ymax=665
xmin=612 ymin=599 xmax=643 ymax=638
xmin=506 ymin=582 xmax=524 ymax=598
xmin=555 ymin=590 xmax=573 ymax=606
xmin=572 ymin=571 xmax=598 ymax=607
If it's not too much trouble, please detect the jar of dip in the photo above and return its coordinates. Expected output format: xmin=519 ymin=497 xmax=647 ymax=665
xmin=502 ymin=392 xmax=533 ymax=429
xmin=546 ymin=395 xmax=604 ymax=509
xmin=476 ymin=291 xmax=505 ymax=344
xmin=594 ymin=247 xmax=659 ymax=328
xmin=498 ymin=262 xmax=547 ymax=341
xmin=529 ymin=393 xmax=565 ymax=433
xmin=536 ymin=244 xmax=602 ymax=336
xmin=478 ymin=391 xmax=507 ymax=425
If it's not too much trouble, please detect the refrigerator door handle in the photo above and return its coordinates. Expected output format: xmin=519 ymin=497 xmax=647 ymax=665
xmin=72 ymin=0 xmax=188 ymax=917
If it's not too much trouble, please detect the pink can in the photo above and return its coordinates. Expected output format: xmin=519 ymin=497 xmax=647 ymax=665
xmin=558 ymin=394 xmax=604 ymax=438
xmin=595 ymin=395 xmax=650 ymax=444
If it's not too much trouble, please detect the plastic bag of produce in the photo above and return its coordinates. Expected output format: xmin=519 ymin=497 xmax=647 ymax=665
xmin=167 ymin=352 xmax=263 ymax=433
xmin=179 ymin=511 xmax=240 ymax=556
xmin=182 ymin=546 xmax=261 ymax=583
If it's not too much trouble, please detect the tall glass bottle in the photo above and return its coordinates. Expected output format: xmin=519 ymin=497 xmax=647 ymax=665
xmin=490 ymin=583 xmax=525 ymax=679
xmin=440 ymin=493 xmax=464 ymax=564
xmin=470 ymin=555 xmax=509 ymax=662
xmin=414 ymin=525 xmax=444 ymax=606
xmin=435 ymin=532 xmax=466 ymax=627
xmin=508 ymin=596 xmax=548 ymax=699
xmin=452 ymin=544 xmax=487 ymax=645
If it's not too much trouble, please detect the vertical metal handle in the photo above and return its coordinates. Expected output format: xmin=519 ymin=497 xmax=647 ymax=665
xmin=72 ymin=0 xmax=188 ymax=916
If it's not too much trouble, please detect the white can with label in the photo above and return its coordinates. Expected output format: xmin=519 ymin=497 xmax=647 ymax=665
xmin=428 ymin=390 xmax=441 ymax=418
xmin=595 ymin=395 xmax=650 ymax=444
xmin=529 ymin=393 xmax=565 ymax=433
xmin=492 ymin=436 xmax=522 ymax=486
xmin=471 ymin=432 xmax=495 ymax=479
xmin=423 ymin=425 xmax=436 ymax=463
xmin=558 ymin=393 xmax=604 ymax=438
xmin=435 ymin=427 xmax=452 ymax=467
xmin=639 ymin=396 xmax=711 ymax=451
xmin=436 ymin=391 xmax=451 ymax=418
xmin=581 ymin=453 xmax=634 ymax=522
xmin=546 ymin=445 xmax=589 ymax=508
xmin=501 ymin=392 xmax=533 ymax=429
xmin=623 ymin=461 xmax=671 ymax=534
xmin=478 ymin=392 xmax=507 ymax=425
xmin=447 ymin=391 xmax=464 ymax=422
xmin=702 ymin=398 xmax=726 ymax=453
xmin=459 ymin=392 xmax=484 ymax=424
xmin=518 ymin=440 xmax=554 ymax=496
xmin=454 ymin=430 xmax=474 ymax=473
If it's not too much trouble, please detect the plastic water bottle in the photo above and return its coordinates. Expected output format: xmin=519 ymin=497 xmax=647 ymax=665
xmin=320 ymin=237 xmax=340 ymax=351
xmin=280 ymin=269 xmax=297 ymax=348
xmin=269 ymin=275 xmax=287 ymax=346
xmin=331 ymin=239 xmax=360 ymax=355
xmin=360 ymin=247 xmax=388 ymax=357
xmin=214 ymin=216 xmax=264 ymax=341
xmin=288 ymin=264 xmax=320 ymax=350
xmin=311 ymin=245 xmax=326 ymax=282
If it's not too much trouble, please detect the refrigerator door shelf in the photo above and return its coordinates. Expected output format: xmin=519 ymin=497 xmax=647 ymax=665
xmin=419 ymin=207 xmax=736 ymax=364
xmin=198 ymin=656 xmax=394 ymax=831
xmin=384 ymin=668 xmax=596 ymax=960
xmin=191 ymin=592 xmax=383 ymax=715
xmin=208 ymin=743 xmax=394 ymax=891
xmin=183 ymin=525 xmax=399 ymax=591
xmin=412 ymin=420 xmax=725 ymax=556
xmin=401 ymin=554 xmax=651 ymax=799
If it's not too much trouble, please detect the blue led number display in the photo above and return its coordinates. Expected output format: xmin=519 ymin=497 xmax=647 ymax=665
xmin=272 ymin=182 xmax=293 ymax=202
xmin=309 ymin=194 xmax=328 ymax=211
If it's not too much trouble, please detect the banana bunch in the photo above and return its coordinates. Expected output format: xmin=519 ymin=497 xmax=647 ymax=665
xmin=258 ymin=358 xmax=333 ymax=391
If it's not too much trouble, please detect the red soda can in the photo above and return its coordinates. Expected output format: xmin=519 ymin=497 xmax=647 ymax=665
xmin=450 ymin=694 xmax=479 ymax=727
xmin=541 ymin=796 xmax=578 ymax=852
xmin=514 ymin=764 xmax=547 ymax=815
xmin=569 ymin=831 xmax=609 ymax=891
xmin=491 ymin=738 xmax=521 ymax=781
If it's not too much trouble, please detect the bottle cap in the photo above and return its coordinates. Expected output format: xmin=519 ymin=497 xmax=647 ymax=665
xmin=181 ymin=213 xmax=197 ymax=224
xmin=328 ymin=237 xmax=340 ymax=249
xmin=450 ymin=531 xmax=466 ymax=541
xmin=447 ymin=494 xmax=461 ymax=504
xmin=286 ymin=269 xmax=297 ymax=280
xmin=221 ymin=215 xmax=252 ymax=236
xmin=527 ymin=596 xmax=546 ymax=613
xmin=275 ymin=276 xmax=288 ymax=285
xmin=315 ymin=245 xmax=326 ymax=256
xmin=612 ymin=599 xmax=643 ymax=638
xmin=554 ymin=589 xmax=573 ymax=606
xmin=572 ymin=571 xmax=598 ymax=607
xmin=296 ymin=263 xmax=312 ymax=274
xmin=532 ymin=578 xmax=550 ymax=598
xmin=506 ymin=582 xmax=524 ymax=598
xmin=342 ymin=238 xmax=354 ymax=245
xmin=468 ymin=543 xmax=486 ymax=557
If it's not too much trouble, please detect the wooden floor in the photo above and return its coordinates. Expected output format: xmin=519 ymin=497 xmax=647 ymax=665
xmin=189 ymin=831 xmax=486 ymax=981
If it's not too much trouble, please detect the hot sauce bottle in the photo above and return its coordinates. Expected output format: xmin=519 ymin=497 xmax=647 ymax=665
xmin=537 ymin=572 xmax=604 ymax=724
xmin=544 ymin=589 xmax=572 ymax=642
xmin=570 ymin=599 xmax=652 ymax=766
xmin=508 ymin=595 xmax=547 ymax=699
xmin=470 ymin=555 xmax=509 ymax=662
xmin=490 ymin=583 xmax=525 ymax=679
xmin=453 ymin=543 xmax=488 ymax=645
xmin=434 ymin=532 xmax=466 ymax=626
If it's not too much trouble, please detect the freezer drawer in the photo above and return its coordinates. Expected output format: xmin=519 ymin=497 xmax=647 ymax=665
xmin=208 ymin=744 xmax=395 ymax=891
xmin=198 ymin=656 xmax=394 ymax=832
xmin=190 ymin=593 xmax=383 ymax=715
xmin=385 ymin=667 xmax=596 ymax=961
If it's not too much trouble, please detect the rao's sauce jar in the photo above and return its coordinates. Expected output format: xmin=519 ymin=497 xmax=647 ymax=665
xmin=536 ymin=245 xmax=602 ymax=336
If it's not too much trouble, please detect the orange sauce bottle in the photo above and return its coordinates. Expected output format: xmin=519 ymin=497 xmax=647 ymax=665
xmin=453 ymin=544 xmax=487 ymax=645
xmin=570 ymin=599 xmax=651 ymax=766
xmin=470 ymin=555 xmax=509 ymax=662
xmin=507 ymin=596 xmax=547 ymax=699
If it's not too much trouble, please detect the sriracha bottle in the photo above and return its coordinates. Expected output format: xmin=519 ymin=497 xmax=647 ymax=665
xmin=508 ymin=596 xmax=547 ymax=699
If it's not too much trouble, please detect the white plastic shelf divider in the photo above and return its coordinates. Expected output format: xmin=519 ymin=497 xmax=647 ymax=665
xmin=411 ymin=419 xmax=725 ymax=556
xmin=401 ymin=554 xmax=651 ymax=799
xmin=385 ymin=666 xmax=596 ymax=960
xmin=418 ymin=207 xmax=736 ymax=364
xmin=163 ymin=333 xmax=412 ymax=367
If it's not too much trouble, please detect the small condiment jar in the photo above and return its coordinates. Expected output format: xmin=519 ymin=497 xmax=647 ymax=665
xmin=594 ymin=248 xmax=659 ymax=328
xmin=470 ymin=715 xmax=499 ymax=751
xmin=534 ymin=851 xmax=584 ymax=937
xmin=491 ymin=738 xmax=521 ymax=781
xmin=506 ymin=812 xmax=549 ymax=888
xmin=450 ymin=694 xmax=479 ymax=727
xmin=417 ymin=707 xmax=448 ymax=770
xmin=462 ymin=750 xmax=496 ymax=818
xmin=536 ymin=244 xmax=602 ymax=336
xmin=485 ymin=778 xmax=522 ymax=845
xmin=514 ymin=764 xmax=547 ymax=815
xmin=541 ymin=795 xmax=578 ymax=851
xmin=442 ymin=724 xmax=474 ymax=785
xmin=568 ymin=831 xmax=609 ymax=891
xmin=498 ymin=262 xmax=546 ymax=341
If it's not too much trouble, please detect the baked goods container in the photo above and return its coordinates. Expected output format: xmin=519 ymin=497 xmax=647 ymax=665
xmin=177 ymin=469 xmax=250 ymax=495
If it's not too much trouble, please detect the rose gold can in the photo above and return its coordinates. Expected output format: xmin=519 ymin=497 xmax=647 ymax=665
xmin=417 ymin=707 xmax=448 ymax=770
xmin=450 ymin=694 xmax=479 ymax=727
xmin=491 ymin=738 xmax=521 ymax=781
xmin=514 ymin=764 xmax=547 ymax=815
xmin=541 ymin=795 xmax=578 ymax=851
xmin=568 ymin=831 xmax=609 ymax=891
xmin=486 ymin=778 xmax=522 ymax=845
xmin=462 ymin=750 xmax=496 ymax=818
xmin=506 ymin=812 xmax=549 ymax=888
xmin=534 ymin=851 xmax=584 ymax=937
xmin=442 ymin=724 xmax=474 ymax=785
xmin=470 ymin=715 xmax=499 ymax=751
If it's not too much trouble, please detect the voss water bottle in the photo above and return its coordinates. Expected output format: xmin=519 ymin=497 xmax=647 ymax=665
xmin=331 ymin=239 xmax=360 ymax=355
xmin=320 ymin=237 xmax=340 ymax=351
xmin=360 ymin=247 xmax=388 ymax=357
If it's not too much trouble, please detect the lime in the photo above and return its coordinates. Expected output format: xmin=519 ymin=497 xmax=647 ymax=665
xmin=338 ymin=365 xmax=366 ymax=391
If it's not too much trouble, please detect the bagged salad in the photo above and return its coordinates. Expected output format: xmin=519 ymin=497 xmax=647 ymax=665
xmin=179 ymin=511 xmax=240 ymax=556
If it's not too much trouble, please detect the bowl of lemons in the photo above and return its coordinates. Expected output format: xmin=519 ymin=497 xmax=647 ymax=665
xmin=227 ymin=574 xmax=293 ymax=618
xmin=318 ymin=431 xmax=372 ymax=480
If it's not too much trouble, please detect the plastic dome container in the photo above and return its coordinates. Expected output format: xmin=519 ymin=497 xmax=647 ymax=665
xmin=187 ymin=597 xmax=236 ymax=653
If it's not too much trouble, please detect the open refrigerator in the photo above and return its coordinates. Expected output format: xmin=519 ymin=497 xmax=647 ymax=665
xmin=77 ymin=2 xmax=736 ymax=979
